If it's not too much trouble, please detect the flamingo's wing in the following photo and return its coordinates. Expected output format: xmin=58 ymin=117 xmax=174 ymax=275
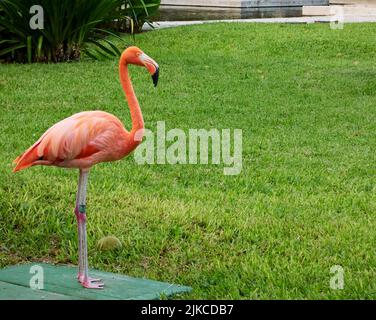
xmin=13 ymin=111 xmax=124 ymax=172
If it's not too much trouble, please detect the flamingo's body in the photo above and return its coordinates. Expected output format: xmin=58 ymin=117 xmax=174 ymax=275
xmin=13 ymin=111 xmax=137 ymax=172
xmin=12 ymin=46 xmax=159 ymax=289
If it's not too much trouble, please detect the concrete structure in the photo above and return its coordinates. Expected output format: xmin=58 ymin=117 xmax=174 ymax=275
xmin=303 ymin=0 xmax=376 ymax=17
xmin=145 ymin=0 xmax=376 ymax=30
xmin=160 ymin=0 xmax=329 ymax=7
xmin=158 ymin=0 xmax=329 ymax=20
xmin=150 ymin=0 xmax=376 ymax=25
xmin=330 ymin=0 xmax=373 ymax=4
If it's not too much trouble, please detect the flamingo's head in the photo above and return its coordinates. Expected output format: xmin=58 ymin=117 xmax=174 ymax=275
xmin=122 ymin=46 xmax=159 ymax=87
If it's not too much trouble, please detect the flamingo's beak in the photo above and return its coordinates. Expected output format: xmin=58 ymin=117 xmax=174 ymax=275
xmin=152 ymin=68 xmax=159 ymax=87
xmin=139 ymin=53 xmax=159 ymax=87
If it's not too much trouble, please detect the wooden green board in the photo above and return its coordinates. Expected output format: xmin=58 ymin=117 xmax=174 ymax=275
xmin=0 ymin=263 xmax=191 ymax=300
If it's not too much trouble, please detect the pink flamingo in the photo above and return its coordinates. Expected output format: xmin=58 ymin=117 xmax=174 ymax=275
xmin=12 ymin=46 xmax=159 ymax=289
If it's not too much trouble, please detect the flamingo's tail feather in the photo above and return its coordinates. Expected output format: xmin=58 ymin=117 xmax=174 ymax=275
xmin=12 ymin=156 xmax=20 ymax=164
xmin=12 ymin=143 xmax=41 ymax=173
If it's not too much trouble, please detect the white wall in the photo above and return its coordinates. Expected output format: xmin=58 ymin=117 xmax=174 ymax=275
xmin=160 ymin=0 xmax=329 ymax=8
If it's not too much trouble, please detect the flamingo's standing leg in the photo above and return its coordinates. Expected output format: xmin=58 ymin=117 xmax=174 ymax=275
xmin=75 ymin=169 xmax=104 ymax=289
xmin=75 ymin=173 xmax=84 ymax=281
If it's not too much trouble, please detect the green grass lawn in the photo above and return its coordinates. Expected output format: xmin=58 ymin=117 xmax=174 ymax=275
xmin=0 ymin=23 xmax=375 ymax=299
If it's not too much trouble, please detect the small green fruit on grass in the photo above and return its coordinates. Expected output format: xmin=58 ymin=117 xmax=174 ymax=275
xmin=97 ymin=236 xmax=122 ymax=251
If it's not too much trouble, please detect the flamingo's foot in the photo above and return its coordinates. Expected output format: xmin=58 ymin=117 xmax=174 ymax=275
xmin=77 ymin=273 xmax=104 ymax=289
xmin=77 ymin=273 xmax=101 ymax=283
xmin=82 ymin=278 xmax=104 ymax=289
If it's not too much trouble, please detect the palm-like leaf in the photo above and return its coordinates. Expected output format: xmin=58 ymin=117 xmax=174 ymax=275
xmin=0 ymin=0 xmax=157 ymax=63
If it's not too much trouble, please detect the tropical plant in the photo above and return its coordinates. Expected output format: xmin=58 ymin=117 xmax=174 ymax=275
xmin=126 ymin=0 xmax=161 ymax=33
xmin=0 ymin=0 xmax=156 ymax=63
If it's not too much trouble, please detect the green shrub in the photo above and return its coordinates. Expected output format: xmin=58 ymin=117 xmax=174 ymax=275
xmin=127 ymin=0 xmax=161 ymax=33
xmin=0 ymin=0 xmax=160 ymax=63
xmin=98 ymin=0 xmax=161 ymax=36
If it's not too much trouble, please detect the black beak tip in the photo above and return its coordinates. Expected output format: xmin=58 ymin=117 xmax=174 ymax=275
xmin=152 ymin=68 xmax=159 ymax=87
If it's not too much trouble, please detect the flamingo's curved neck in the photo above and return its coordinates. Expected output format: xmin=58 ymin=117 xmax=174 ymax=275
xmin=119 ymin=58 xmax=144 ymax=136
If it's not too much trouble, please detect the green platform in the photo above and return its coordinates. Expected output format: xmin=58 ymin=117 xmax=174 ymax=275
xmin=0 ymin=263 xmax=191 ymax=300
